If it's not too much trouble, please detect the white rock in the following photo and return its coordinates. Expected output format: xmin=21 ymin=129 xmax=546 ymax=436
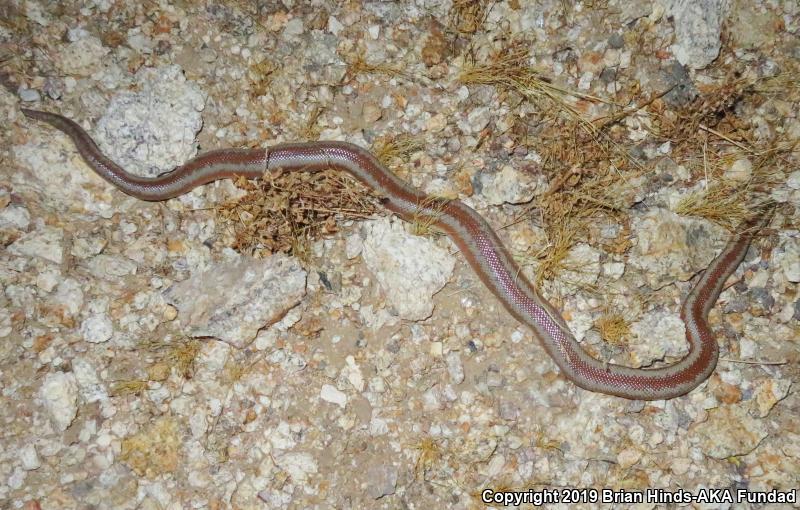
xmin=57 ymin=35 xmax=109 ymax=76
xmin=320 ymin=384 xmax=348 ymax=408
xmin=80 ymin=314 xmax=114 ymax=343
xmin=72 ymin=358 xmax=107 ymax=403
xmin=52 ymin=278 xmax=84 ymax=316
xmin=630 ymin=311 xmax=687 ymax=365
xmin=342 ymin=356 xmax=365 ymax=392
xmin=446 ymin=352 xmax=465 ymax=384
xmin=20 ymin=444 xmax=41 ymax=470
xmin=631 ymin=208 xmax=727 ymax=288
xmin=786 ymin=170 xmax=800 ymax=190
xmin=361 ymin=218 xmax=455 ymax=321
xmin=92 ymin=65 xmax=206 ymax=177
xmin=8 ymin=226 xmax=64 ymax=264
xmin=0 ymin=308 xmax=11 ymax=337
xmin=40 ymin=372 xmax=79 ymax=432
xmin=478 ymin=165 xmax=543 ymax=205
xmin=775 ymin=238 xmax=800 ymax=283
xmin=327 ymin=16 xmax=344 ymax=35
xmin=0 ymin=205 xmax=31 ymax=230
xmin=724 ymin=158 xmax=753 ymax=182
xmin=275 ymin=452 xmax=317 ymax=483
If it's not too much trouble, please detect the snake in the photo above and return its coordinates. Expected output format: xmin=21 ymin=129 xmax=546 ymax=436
xmin=21 ymin=107 xmax=768 ymax=400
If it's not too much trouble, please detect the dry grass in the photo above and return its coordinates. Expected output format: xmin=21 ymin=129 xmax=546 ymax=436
xmin=449 ymin=0 xmax=494 ymax=35
xmin=372 ymin=134 xmax=425 ymax=169
xmin=413 ymin=437 xmax=444 ymax=480
xmin=408 ymin=196 xmax=451 ymax=237
xmin=347 ymin=52 xmax=408 ymax=80
xmin=248 ymin=59 xmax=278 ymax=99
xmin=217 ymin=170 xmax=380 ymax=262
xmin=460 ymin=40 xmax=643 ymax=287
xmin=110 ymin=379 xmax=149 ymax=397
xmin=594 ymin=311 xmax=631 ymax=347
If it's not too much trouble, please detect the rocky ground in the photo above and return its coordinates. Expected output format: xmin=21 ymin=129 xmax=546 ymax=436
xmin=1 ymin=0 xmax=798 ymax=509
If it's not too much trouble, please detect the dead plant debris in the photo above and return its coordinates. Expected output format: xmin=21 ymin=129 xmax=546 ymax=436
xmin=216 ymin=169 xmax=380 ymax=262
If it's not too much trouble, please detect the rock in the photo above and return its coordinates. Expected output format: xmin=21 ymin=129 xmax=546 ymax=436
xmin=20 ymin=444 xmax=41 ymax=471
xmin=693 ymin=405 xmax=769 ymax=459
xmin=446 ymin=351 xmax=465 ymax=384
xmin=458 ymin=106 xmax=492 ymax=135
xmin=320 ymin=384 xmax=348 ymax=408
xmin=478 ymin=165 xmax=543 ymax=205
xmin=786 ymin=170 xmax=800 ymax=190
xmin=629 ymin=311 xmax=687 ymax=365
xmin=361 ymin=218 xmax=455 ymax=321
xmin=775 ymin=238 xmax=800 ymax=283
xmin=273 ymin=452 xmax=317 ymax=483
xmin=665 ymin=0 xmax=727 ymax=69
xmin=366 ymin=464 xmax=398 ymax=499
xmin=80 ymin=313 xmax=114 ymax=343
xmin=57 ymin=34 xmax=109 ymax=76
xmin=92 ymin=65 xmax=207 ymax=177
xmin=8 ymin=226 xmax=64 ymax=264
xmin=630 ymin=209 xmax=727 ymax=289
xmin=724 ymin=158 xmax=753 ymax=182
xmin=616 ymin=447 xmax=642 ymax=468
xmin=751 ymin=378 xmax=792 ymax=418
xmin=19 ymin=87 xmax=41 ymax=102
xmin=163 ymin=254 xmax=307 ymax=348
xmin=342 ymin=356 xmax=365 ymax=392
xmin=40 ymin=371 xmax=79 ymax=432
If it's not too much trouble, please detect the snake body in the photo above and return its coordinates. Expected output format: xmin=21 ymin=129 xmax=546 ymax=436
xmin=22 ymin=108 xmax=765 ymax=400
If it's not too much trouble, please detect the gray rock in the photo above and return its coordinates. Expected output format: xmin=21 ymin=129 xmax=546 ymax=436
xmin=92 ymin=65 xmax=207 ymax=177
xmin=666 ymin=0 xmax=728 ymax=69
xmin=163 ymin=254 xmax=307 ymax=348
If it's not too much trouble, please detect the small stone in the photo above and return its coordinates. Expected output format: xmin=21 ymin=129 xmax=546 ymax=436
xmin=446 ymin=352 xmax=465 ymax=384
xmin=273 ymin=452 xmax=317 ymax=483
xmin=8 ymin=226 xmax=64 ymax=264
xmin=362 ymin=218 xmax=455 ymax=321
xmin=616 ymin=447 xmax=642 ymax=468
xmin=320 ymin=384 xmax=347 ymax=408
xmin=724 ymin=158 xmax=753 ymax=182
xmin=81 ymin=314 xmax=114 ymax=343
xmin=667 ymin=0 xmax=726 ymax=69
xmin=751 ymin=378 xmax=792 ymax=418
xmin=19 ymin=88 xmax=41 ymax=102
xmin=366 ymin=464 xmax=398 ymax=499
xmin=671 ymin=457 xmax=691 ymax=475
xmin=342 ymin=356 xmax=365 ymax=392
xmin=787 ymin=170 xmax=800 ymax=190
xmin=164 ymin=254 xmax=307 ymax=348
xmin=40 ymin=372 xmax=79 ymax=432
xmin=20 ymin=444 xmax=41 ymax=470
xmin=478 ymin=165 xmax=542 ymax=205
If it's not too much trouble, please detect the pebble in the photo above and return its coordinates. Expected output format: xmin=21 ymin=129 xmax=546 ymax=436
xmin=665 ymin=0 xmax=726 ymax=69
xmin=8 ymin=226 xmax=64 ymax=264
xmin=19 ymin=445 xmax=41 ymax=471
xmin=40 ymin=372 xmax=79 ymax=432
xmin=19 ymin=88 xmax=41 ymax=102
xmin=724 ymin=158 xmax=753 ymax=182
xmin=320 ymin=384 xmax=348 ymax=408
xmin=80 ymin=313 xmax=114 ymax=343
